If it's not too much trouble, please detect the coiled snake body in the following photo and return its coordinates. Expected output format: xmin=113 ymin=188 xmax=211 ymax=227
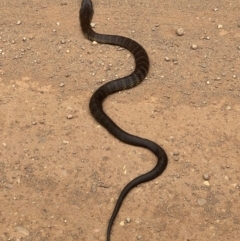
xmin=80 ymin=0 xmax=168 ymax=240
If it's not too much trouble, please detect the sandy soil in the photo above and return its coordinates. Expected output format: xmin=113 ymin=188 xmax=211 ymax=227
xmin=0 ymin=0 xmax=239 ymax=240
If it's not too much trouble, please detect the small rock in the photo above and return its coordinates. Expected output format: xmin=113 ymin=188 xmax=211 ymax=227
xmin=176 ymin=28 xmax=184 ymax=36
xmin=59 ymin=82 xmax=65 ymax=87
xmin=173 ymin=156 xmax=179 ymax=161
xmin=17 ymin=20 xmax=22 ymax=25
xmin=165 ymin=57 xmax=170 ymax=61
xmin=217 ymin=24 xmax=223 ymax=29
xmin=203 ymin=174 xmax=210 ymax=180
xmin=125 ymin=217 xmax=131 ymax=223
xmin=120 ymin=221 xmax=125 ymax=226
xmin=67 ymin=114 xmax=73 ymax=119
xmin=226 ymin=106 xmax=231 ymax=110
xmin=197 ymin=198 xmax=207 ymax=206
xmin=203 ymin=181 xmax=210 ymax=186
xmin=62 ymin=140 xmax=69 ymax=144
xmin=173 ymin=150 xmax=179 ymax=156
xmin=191 ymin=44 xmax=198 ymax=50
xmin=90 ymin=22 xmax=96 ymax=28
xmin=15 ymin=227 xmax=29 ymax=236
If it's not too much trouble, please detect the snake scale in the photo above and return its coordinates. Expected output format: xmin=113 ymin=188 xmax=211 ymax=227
xmin=80 ymin=0 xmax=168 ymax=240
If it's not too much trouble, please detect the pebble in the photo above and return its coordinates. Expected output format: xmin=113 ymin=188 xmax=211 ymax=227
xmin=67 ymin=115 xmax=73 ymax=119
xmin=125 ymin=217 xmax=131 ymax=223
xmin=176 ymin=28 xmax=184 ymax=36
xmin=17 ymin=20 xmax=21 ymax=25
xmin=15 ymin=227 xmax=29 ymax=236
xmin=203 ymin=181 xmax=210 ymax=186
xmin=201 ymin=63 xmax=207 ymax=68
xmin=59 ymin=82 xmax=65 ymax=87
xmin=191 ymin=44 xmax=198 ymax=50
xmin=203 ymin=174 xmax=210 ymax=180
xmin=62 ymin=140 xmax=69 ymax=144
xmin=120 ymin=221 xmax=125 ymax=226
xmin=173 ymin=150 xmax=179 ymax=156
xmin=197 ymin=198 xmax=207 ymax=206
xmin=90 ymin=22 xmax=96 ymax=28
xmin=173 ymin=156 xmax=179 ymax=161
xmin=217 ymin=24 xmax=223 ymax=29
xmin=165 ymin=57 xmax=170 ymax=61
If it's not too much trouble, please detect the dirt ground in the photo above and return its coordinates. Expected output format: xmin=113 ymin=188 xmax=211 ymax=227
xmin=0 ymin=0 xmax=239 ymax=240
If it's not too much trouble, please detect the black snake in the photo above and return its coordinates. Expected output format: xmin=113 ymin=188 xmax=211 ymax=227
xmin=80 ymin=0 xmax=168 ymax=240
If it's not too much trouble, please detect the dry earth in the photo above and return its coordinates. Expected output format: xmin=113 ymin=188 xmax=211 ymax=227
xmin=0 ymin=0 xmax=240 ymax=241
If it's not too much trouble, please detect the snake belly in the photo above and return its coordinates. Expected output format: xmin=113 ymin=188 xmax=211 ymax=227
xmin=79 ymin=0 xmax=168 ymax=240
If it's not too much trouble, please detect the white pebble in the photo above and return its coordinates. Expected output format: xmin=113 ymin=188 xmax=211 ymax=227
xmin=176 ymin=28 xmax=184 ymax=36
xmin=191 ymin=44 xmax=198 ymax=50
xmin=125 ymin=217 xmax=131 ymax=223
xmin=203 ymin=181 xmax=210 ymax=186
xmin=120 ymin=221 xmax=125 ymax=226
xmin=165 ymin=57 xmax=170 ymax=61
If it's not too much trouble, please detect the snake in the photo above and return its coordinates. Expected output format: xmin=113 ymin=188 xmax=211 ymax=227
xmin=79 ymin=0 xmax=168 ymax=240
